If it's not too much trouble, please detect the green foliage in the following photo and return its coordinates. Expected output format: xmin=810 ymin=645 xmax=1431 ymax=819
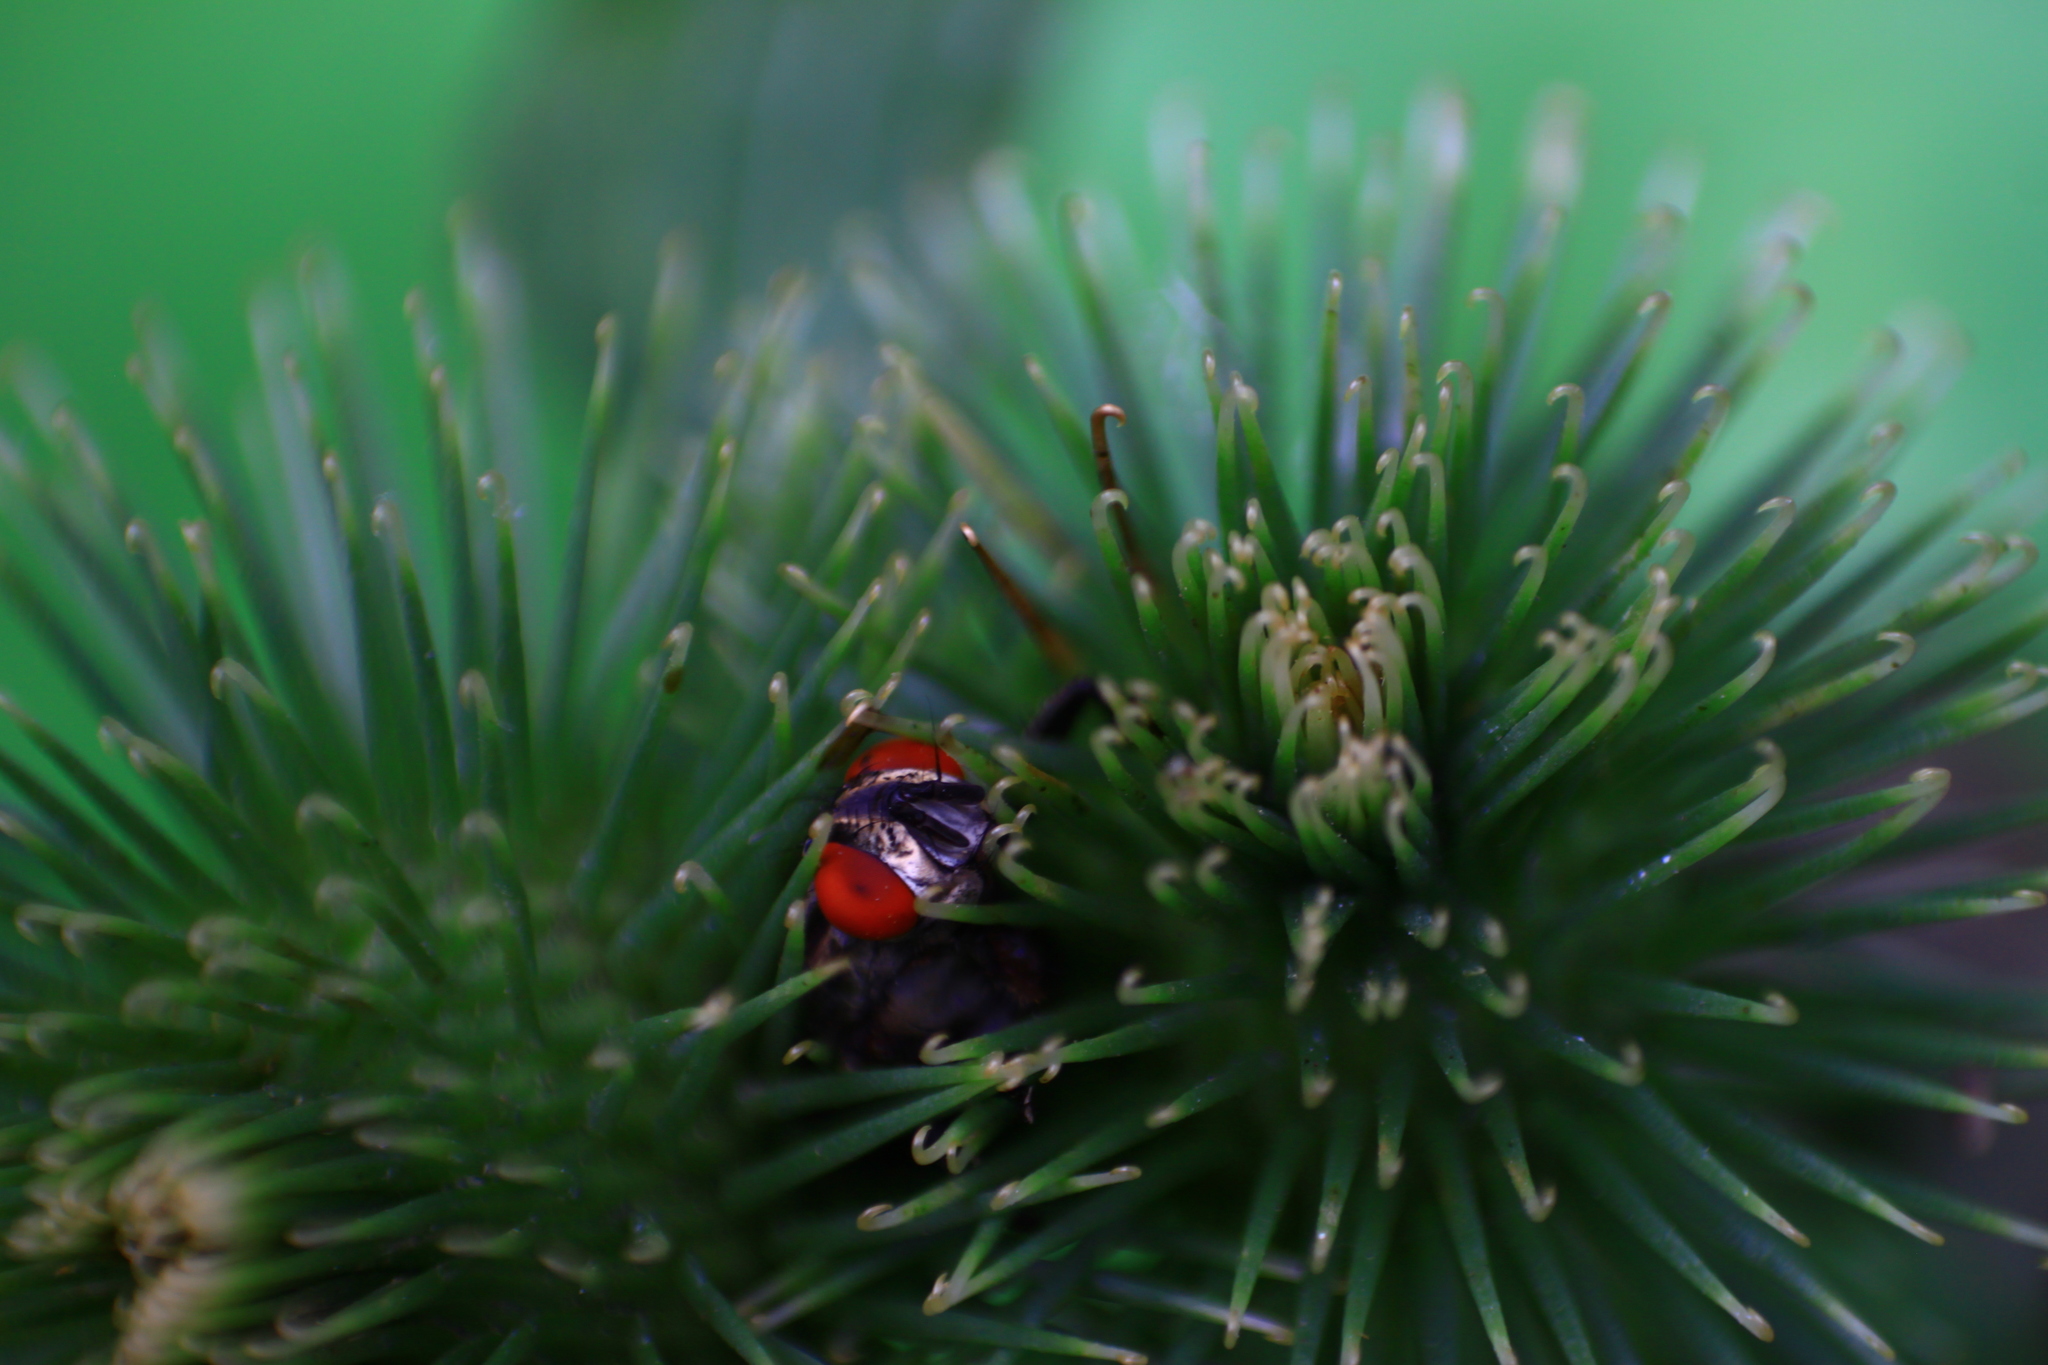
xmin=478 ymin=0 xmax=1046 ymax=378
xmin=3 ymin=81 xmax=2048 ymax=1365
xmin=0 ymin=229 xmax=935 ymax=1362
xmin=821 ymin=89 xmax=2048 ymax=1361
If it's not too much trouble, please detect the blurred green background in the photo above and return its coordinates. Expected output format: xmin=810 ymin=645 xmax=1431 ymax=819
xmin=3 ymin=0 xmax=2047 ymax=1346
xmin=1019 ymin=0 xmax=2048 ymax=523
xmin=0 ymin=1 xmax=514 ymax=498
xmin=10 ymin=0 xmax=2048 ymax=559
xmin=11 ymin=0 xmax=2048 ymax=771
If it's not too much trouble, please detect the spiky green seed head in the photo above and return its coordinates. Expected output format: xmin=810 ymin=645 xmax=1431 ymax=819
xmin=0 ymin=234 xmax=948 ymax=1363
xmin=4 ymin=82 xmax=2048 ymax=1365
xmin=806 ymin=88 xmax=2048 ymax=1362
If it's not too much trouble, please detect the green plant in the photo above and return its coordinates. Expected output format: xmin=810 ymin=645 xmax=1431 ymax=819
xmin=479 ymin=0 xmax=1046 ymax=382
xmin=806 ymin=88 xmax=2048 ymax=1361
xmin=5 ymin=83 xmax=2048 ymax=1365
xmin=0 ymin=232 xmax=955 ymax=1363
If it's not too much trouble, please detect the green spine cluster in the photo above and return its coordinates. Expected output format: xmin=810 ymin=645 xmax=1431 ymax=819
xmin=3 ymin=85 xmax=2048 ymax=1365
xmin=818 ymin=89 xmax=2048 ymax=1362
xmin=0 ymin=231 xmax=949 ymax=1362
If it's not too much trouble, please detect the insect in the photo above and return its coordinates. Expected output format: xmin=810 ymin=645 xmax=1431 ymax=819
xmin=803 ymin=737 xmax=1052 ymax=1069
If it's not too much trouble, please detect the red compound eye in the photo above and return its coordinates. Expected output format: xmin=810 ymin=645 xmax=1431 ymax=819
xmin=846 ymin=737 xmax=964 ymax=782
xmin=814 ymin=843 xmax=920 ymax=940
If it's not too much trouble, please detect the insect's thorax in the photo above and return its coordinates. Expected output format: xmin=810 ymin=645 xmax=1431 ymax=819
xmin=831 ymin=766 xmax=990 ymax=904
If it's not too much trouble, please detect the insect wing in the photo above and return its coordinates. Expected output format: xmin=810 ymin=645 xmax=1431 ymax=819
xmin=886 ymin=779 xmax=993 ymax=869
